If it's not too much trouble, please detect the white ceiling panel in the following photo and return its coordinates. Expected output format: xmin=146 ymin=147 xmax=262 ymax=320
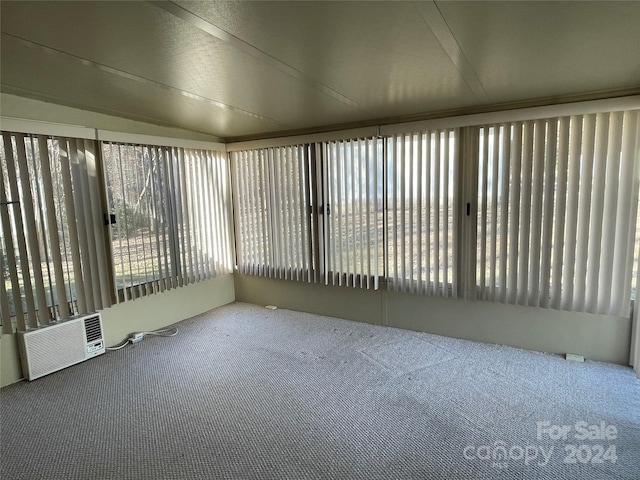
xmin=1 ymin=1 xmax=639 ymax=140
xmin=0 ymin=34 xmax=284 ymax=138
xmin=0 ymin=1 xmax=367 ymax=133
xmin=174 ymin=1 xmax=480 ymax=117
xmin=436 ymin=1 xmax=640 ymax=103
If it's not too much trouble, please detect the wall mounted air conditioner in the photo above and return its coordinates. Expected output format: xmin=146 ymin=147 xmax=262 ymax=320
xmin=17 ymin=313 xmax=105 ymax=380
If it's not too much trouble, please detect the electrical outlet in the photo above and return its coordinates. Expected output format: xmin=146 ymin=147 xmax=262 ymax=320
xmin=129 ymin=333 xmax=144 ymax=344
xmin=565 ymin=353 xmax=584 ymax=362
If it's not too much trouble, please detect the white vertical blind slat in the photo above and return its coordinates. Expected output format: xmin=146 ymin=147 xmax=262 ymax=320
xmin=517 ymin=122 xmax=534 ymax=305
xmin=574 ymin=115 xmax=596 ymax=311
xmin=561 ymin=116 xmax=583 ymax=311
xmin=85 ymin=140 xmax=111 ymax=308
xmin=479 ymin=128 xmax=488 ymax=299
xmin=498 ymin=125 xmax=511 ymax=303
xmin=611 ymin=111 xmax=640 ymax=315
xmin=59 ymin=138 xmax=86 ymax=313
xmin=38 ymin=136 xmax=70 ymax=320
xmin=1 ymin=134 xmax=25 ymax=330
xmin=507 ymin=123 xmax=523 ymax=305
xmin=585 ymin=113 xmax=609 ymax=312
xmin=550 ymin=117 xmax=570 ymax=310
xmin=488 ymin=127 xmax=499 ymax=301
xmin=434 ymin=131 xmax=442 ymax=295
xmin=539 ymin=119 xmax=558 ymax=308
xmin=597 ymin=112 xmax=624 ymax=313
xmin=14 ymin=134 xmax=45 ymax=326
xmin=425 ymin=133 xmax=432 ymax=295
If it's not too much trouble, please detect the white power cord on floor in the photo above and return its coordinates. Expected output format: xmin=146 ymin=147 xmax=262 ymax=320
xmin=106 ymin=326 xmax=178 ymax=350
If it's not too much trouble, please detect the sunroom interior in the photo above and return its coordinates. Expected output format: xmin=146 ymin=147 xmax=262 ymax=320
xmin=1 ymin=0 xmax=640 ymax=388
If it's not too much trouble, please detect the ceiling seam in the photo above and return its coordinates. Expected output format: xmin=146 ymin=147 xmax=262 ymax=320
xmin=1 ymin=32 xmax=284 ymax=125
xmin=150 ymin=1 xmax=371 ymax=114
xmin=413 ymin=1 xmax=488 ymax=102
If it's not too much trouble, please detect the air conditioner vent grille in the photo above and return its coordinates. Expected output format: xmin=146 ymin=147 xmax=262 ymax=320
xmin=84 ymin=316 xmax=102 ymax=343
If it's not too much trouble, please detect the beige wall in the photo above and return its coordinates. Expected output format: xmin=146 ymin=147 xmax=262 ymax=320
xmin=235 ymin=274 xmax=631 ymax=365
xmin=0 ymin=275 xmax=235 ymax=387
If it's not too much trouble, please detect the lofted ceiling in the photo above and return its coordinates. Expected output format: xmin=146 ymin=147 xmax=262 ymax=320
xmin=1 ymin=1 xmax=640 ymax=141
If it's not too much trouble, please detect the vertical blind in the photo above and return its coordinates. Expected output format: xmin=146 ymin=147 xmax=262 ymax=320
xmin=102 ymin=143 xmax=233 ymax=302
xmin=231 ymin=145 xmax=313 ymax=281
xmin=0 ymin=133 xmax=111 ymax=333
xmin=386 ymin=130 xmax=458 ymax=296
xmin=0 ymin=131 xmax=233 ymax=333
xmin=475 ymin=110 xmax=640 ymax=316
xmin=323 ymin=138 xmax=382 ymax=289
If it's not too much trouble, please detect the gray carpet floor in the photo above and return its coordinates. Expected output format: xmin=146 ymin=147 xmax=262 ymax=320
xmin=1 ymin=302 xmax=638 ymax=479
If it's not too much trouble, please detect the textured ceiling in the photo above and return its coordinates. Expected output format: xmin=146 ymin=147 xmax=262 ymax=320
xmin=1 ymin=1 xmax=639 ymax=140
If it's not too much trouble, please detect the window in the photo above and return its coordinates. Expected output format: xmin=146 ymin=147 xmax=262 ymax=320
xmin=474 ymin=111 xmax=640 ymax=316
xmin=322 ymin=138 xmax=383 ymax=289
xmin=0 ymin=133 xmax=110 ymax=331
xmin=102 ymin=142 xmax=233 ymax=301
xmin=232 ymin=106 xmax=639 ymax=317
xmin=386 ymin=130 xmax=458 ymax=296
xmin=231 ymin=145 xmax=314 ymax=281
xmin=0 ymin=129 xmax=233 ymax=334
